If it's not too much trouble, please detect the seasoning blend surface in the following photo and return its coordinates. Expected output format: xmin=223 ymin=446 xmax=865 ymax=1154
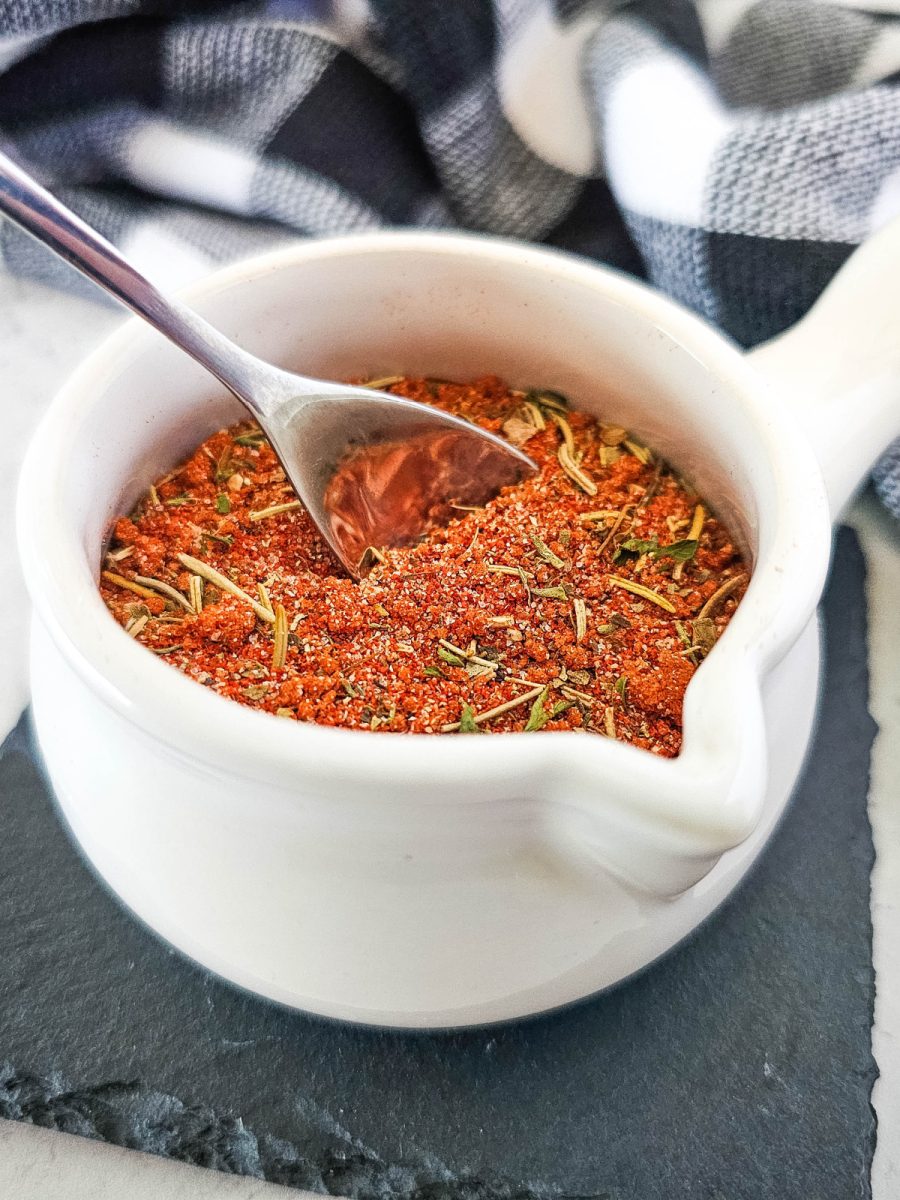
xmin=100 ymin=377 xmax=747 ymax=755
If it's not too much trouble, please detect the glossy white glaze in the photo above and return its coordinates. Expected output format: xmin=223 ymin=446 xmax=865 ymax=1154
xmin=31 ymin=609 xmax=819 ymax=1027
xmin=16 ymin=229 xmax=900 ymax=1026
xmin=749 ymin=219 xmax=900 ymax=519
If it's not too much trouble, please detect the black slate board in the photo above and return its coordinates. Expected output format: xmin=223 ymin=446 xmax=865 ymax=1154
xmin=0 ymin=528 xmax=878 ymax=1199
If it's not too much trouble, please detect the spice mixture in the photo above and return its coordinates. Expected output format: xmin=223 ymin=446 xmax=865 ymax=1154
xmin=100 ymin=376 xmax=747 ymax=755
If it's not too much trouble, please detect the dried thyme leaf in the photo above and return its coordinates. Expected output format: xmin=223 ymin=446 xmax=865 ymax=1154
xmin=132 ymin=574 xmax=194 ymax=612
xmin=524 ymin=687 xmax=551 ymax=733
xmin=341 ymin=678 xmax=361 ymax=697
xmin=596 ymin=506 xmax=631 ymax=557
xmin=697 ymin=573 xmax=748 ymax=620
xmin=614 ymin=675 xmax=628 ymax=701
xmin=635 ymin=458 xmax=664 ymax=507
xmin=530 ymin=533 xmax=566 ymax=570
xmin=249 ymin=500 xmax=302 ymax=522
xmin=550 ymin=411 xmax=576 ymax=455
xmin=674 ymin=505 xmax=705 ymax=581
xmin=517 ymin=566 xmax=532 ymax=602
xmin=257 ymin=582 xmax=275 ymax=617
xmin=581 ymin=510 xmax=621 ymax=523
xmin=360 ymin=375 xmax=404 ymax=390
xmin=272 ymin=604 xmax=288 ymax=670
xmin=216 ymin=493 xmax=231 ymax=514
xmin=558 ymin=443 xmax=598 ymax=496
xmin=526 ymin=388 xmax=569 ymax=413
xmin=102 ymin=571 xmax=158 ymax=601
xmin=521 ymin=690 xmax=573 ymax=731
xmin=573 ymin=597 xmax=588 ymax=643
xmin=459 ymin=704 xmax=481 ymax=734
xmin=439 ymin=684 xmax=543 ymax=733
xmin=424 ymin=665 xmax=445 ymax=678
xmin=522 ymin=400 xmax=546 ymax=430
xmin=487 ymin=563 xmax=530 ymax=576
xmin=691 ymin=617 xmax=718 ymax=657
xmin=687 ymin=504 xmax=706 ymax=542
xmin=438 ymin=646 xmax=466 ymax=668
xmin=214 ymin=445 xmax=236 ymax=482
xmin=176 ymin=554 xmax=275 ymax=623
xmin=234 ymin=431 xmax=266 ymax=448
xmin=607 ymin=575 xmax=677 ymax=613
xmin=656 ymin=539 xmax=698 ymax=563
xmin=616 ymin=537 xmax=697 ymax=565
xmin=623 ymin=438 xmax=652 ymax=464
xmin=616 ymin=537 xmax=658 ymax=562
xmin=533 ymin=585 xmax=568 ymax=600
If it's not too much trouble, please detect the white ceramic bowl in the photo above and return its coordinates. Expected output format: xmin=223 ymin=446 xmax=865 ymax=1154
xmin=17 ymin=228 xmax=900 ymax=1028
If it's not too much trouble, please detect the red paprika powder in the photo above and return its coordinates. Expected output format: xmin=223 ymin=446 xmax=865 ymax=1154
xmin=100 ymin=376 xmax=747 ymax=755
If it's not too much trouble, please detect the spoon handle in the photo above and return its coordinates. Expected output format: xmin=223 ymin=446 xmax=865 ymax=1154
xmin=0 ymin=148 xmax=270 ymax=411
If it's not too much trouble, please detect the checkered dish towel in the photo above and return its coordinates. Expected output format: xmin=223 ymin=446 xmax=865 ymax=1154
xmin=2 ymin=0 xmax=899 ymax=515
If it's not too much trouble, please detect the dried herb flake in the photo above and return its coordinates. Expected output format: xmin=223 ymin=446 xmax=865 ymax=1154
xmin=459 ymin=703 xmax=481 ymax=734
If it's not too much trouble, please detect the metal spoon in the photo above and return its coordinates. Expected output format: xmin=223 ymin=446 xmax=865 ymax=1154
xmin=0 ymin=150 xmax=536 ymax=576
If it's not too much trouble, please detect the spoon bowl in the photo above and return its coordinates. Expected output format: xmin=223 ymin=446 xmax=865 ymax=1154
xmin=252 ymin=376 xmax=535 ymax=574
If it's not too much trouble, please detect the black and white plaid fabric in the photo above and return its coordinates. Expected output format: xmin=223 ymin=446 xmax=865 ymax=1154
xmin=1 ymin=0 xmax=899 ymax=514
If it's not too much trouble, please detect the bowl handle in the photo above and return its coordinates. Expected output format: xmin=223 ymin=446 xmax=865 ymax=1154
xmin=747 ymin=215 xmax=900 ymax=520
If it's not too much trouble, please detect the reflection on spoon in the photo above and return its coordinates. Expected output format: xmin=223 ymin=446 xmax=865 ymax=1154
xmin=324 ymin=426 xmax=536 ymax=576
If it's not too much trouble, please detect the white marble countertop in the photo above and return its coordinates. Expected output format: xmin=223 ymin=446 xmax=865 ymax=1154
xmin=0 ymin=274 xmax=897 ymax=1198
